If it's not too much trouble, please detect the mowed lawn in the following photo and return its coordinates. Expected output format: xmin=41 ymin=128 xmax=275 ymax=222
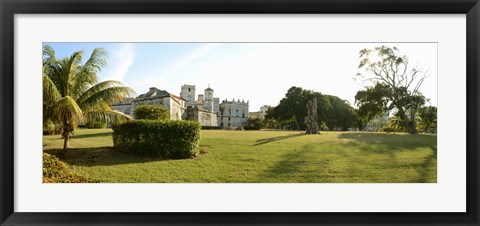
xmin=43 ymin=129 xmax=437 ymax=183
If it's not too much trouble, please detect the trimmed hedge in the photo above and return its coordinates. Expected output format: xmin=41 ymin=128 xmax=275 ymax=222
xmin=112 ymin=120 xmax=201 ymax=159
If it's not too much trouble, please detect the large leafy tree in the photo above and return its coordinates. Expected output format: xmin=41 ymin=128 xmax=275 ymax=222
xmin=355 ymin=46 xmax=427 ymax=134
xmin=324 ymin=95 xmax=357 ymax=131
xmin=266 ymin=87 xmax=357 ymax=131
xmin=43 ymin=45 xmax=135 ymax=155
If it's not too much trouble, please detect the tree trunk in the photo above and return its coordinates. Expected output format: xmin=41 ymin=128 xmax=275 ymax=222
xmin=304 ymin=98 xmax=319 ymax=134
xmin=61 ymin=116 xmax=71 ymax=158
xmin=398 ymin=108 xmax=417 ymax=134
xmin=409 ymin=123 xmax=417 ymax=134
xmin=63 ymin=135 xmax=69 ymax=152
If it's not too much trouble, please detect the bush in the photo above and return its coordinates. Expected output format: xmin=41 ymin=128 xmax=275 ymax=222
xmin=201 ymin=126 xmax=221 ymax=130
xmin=85 ymin=120 xmax=107 ymax=129
xmin=112 ymin=120 xmax=201 ymax=159
xmin=243 ymin=126 xmax=261 ymax=130
xmin=43 ymin=153 xmax=99 ymax=183
xmin=246 ymin=118 xmax=262 ymax=127
xmin=134 ymin=105 xmax=169 ymax=120
xmin=43 ymin=120 xmax=62 ymax=135
xmin=381 ymin=127 xmax=397 ymax=133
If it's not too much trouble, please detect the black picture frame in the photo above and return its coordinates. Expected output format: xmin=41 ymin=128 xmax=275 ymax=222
xmin=1 ymin=0 xmax=479 ymax=225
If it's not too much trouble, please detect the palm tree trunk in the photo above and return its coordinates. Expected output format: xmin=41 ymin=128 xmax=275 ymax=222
xmin=63 ymin=135 xmax=69 ymax=152
xmin=61 ymin=117 xmax=70 ymax=158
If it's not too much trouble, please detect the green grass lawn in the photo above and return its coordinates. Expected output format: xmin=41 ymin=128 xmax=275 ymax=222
xmin=43 ymin=129 xmax=437 ymax=183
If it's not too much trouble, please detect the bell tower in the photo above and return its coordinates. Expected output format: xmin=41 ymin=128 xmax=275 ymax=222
xmin=180 ymin=84 xmax=195 ymax=103
xmin=204 ymin=84 xmax=214 ymax=112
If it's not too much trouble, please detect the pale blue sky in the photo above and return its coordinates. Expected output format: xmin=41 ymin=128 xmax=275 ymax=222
xmin=43 ymin=42 xmax=437 ymax=111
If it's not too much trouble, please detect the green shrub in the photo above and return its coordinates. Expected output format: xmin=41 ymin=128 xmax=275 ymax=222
xmin=43 ymin=153 xmax=99 ymax=183
xmin=85 ymin=120 xmax=107 ymax=129
xmin=201 ymin=126 xmax=221 ymax=130
xmin=43 ymin=120 xmax=62 ymax=135
xmin=134 ymin=105 xmax=170 ymax=120
xmin=112 ymin=120 xmax=201 ymax=159
xmin=244 ymin=126 xmax=261 ymax=130
xmin=381 ymin=127 xmax=397 ymax=133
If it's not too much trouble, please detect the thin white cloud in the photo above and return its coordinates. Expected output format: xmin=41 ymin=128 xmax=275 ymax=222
xmin=102 ymin=43 xmax=135 ymax=82
xmin=129 ymin=43 xmax=219 ymax=95
xmin=161 ymin=43 xmax=219 ymax=80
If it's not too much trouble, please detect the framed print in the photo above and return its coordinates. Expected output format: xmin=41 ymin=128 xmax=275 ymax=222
xmin=1 ymin=0 xmax=479 ymax=225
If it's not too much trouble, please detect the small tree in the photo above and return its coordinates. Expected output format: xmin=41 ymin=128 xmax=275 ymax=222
xmin=134 ymin=105 xmax=170 ymax=120
xmin=418 ymin=106 xmax=437 ymax=133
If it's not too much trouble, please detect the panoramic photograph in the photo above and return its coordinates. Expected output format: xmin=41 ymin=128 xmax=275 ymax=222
xmin=42 ymin=42 xmax=437 ymax=183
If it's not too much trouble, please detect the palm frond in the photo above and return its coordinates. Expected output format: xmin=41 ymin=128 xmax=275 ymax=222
xmin=43 ymin=45 xmax=57 ymax=64
xmin=48 ymin=51 xmax=83 ymax=97
xmin=76 ymin=80 xmax=125 ymax=103
xmin=43 ymin=74 xmax=62 ymax=104
xmin=53 ymin=96 xmax=84 ymax=125
xmin=84 ymin=110 xmax=132 ymax=125
xmin=80 ymin=48 xmax=108 ymax=78
xmin=78 ymin=83 xmax=135 ymax=111
xmin=70 ymin=48 xmax=108 ymax=99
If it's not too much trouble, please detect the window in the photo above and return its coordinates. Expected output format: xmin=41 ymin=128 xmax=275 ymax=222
xmin=242 ymin=113 xmax=245 ymax=118
xmin=221 ymin=122 xmax=224 ymax=126
xmin=188 ymin=88 xmax=191 ymax=91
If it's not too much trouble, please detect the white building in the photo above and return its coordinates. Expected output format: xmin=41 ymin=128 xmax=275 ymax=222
xmin=217 ymin=99 xmax=249 ymax=128
xmin=112 ymin=84 xmax=248 ymax=128
xmin=111 ymin=87 xmax=187 ymax=120
xmin=180 ymin=84 xmax=249 ymax=128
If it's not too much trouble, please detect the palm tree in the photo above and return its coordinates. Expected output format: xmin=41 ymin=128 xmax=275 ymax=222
xmin=43 ymin=45 xmax=135 ymax=156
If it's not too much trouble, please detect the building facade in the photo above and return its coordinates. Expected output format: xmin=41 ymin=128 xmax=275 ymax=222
xmin=111 ymin=87 xmax=187 ymax=121
xmin=180 ymin=84 xmax=249 ymax=128
xmin=217 ymin=99 xmax=249 ymax=128
xmin=112 ymin=84 xmax=249 ymax=128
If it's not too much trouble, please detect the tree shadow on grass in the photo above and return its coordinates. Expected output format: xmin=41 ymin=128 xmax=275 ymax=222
xmin=44 ymin=147 xmax=171 ymax=167
xmin=337 ymin=133 xmax=437 ymax=153
xmin=71 ymin=131 xmax=113 ymax=139
xmin=256 ymin=144 xmax=330 ymax=182
xmin=337 ymin=133 xmax=437 ymax=182
xmin=415 ymin=145 xmax=437 ymax=183
xmin=256 ymin=133 xmax=437 ymax=183
xmin=253 ymin=133 xmax=306 ymax=146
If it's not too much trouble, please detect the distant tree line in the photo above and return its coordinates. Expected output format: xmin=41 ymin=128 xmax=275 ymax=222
xmin=263 ymin=85 xmax=436 ymax=133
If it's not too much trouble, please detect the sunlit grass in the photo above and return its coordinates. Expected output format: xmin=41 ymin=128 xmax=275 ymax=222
xmin=43 ymin=129 xmax=436 ymax=183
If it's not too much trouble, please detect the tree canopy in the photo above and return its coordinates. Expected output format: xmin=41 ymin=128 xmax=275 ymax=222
xmin=266 ymin=86 xmax=357 ymax=131
xmin=355 ymin=46 xmax=429 ymax=134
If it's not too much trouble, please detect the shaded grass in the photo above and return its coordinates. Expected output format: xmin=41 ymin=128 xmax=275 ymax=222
xmin=43 ymin=129 xmax=437 ymax=183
